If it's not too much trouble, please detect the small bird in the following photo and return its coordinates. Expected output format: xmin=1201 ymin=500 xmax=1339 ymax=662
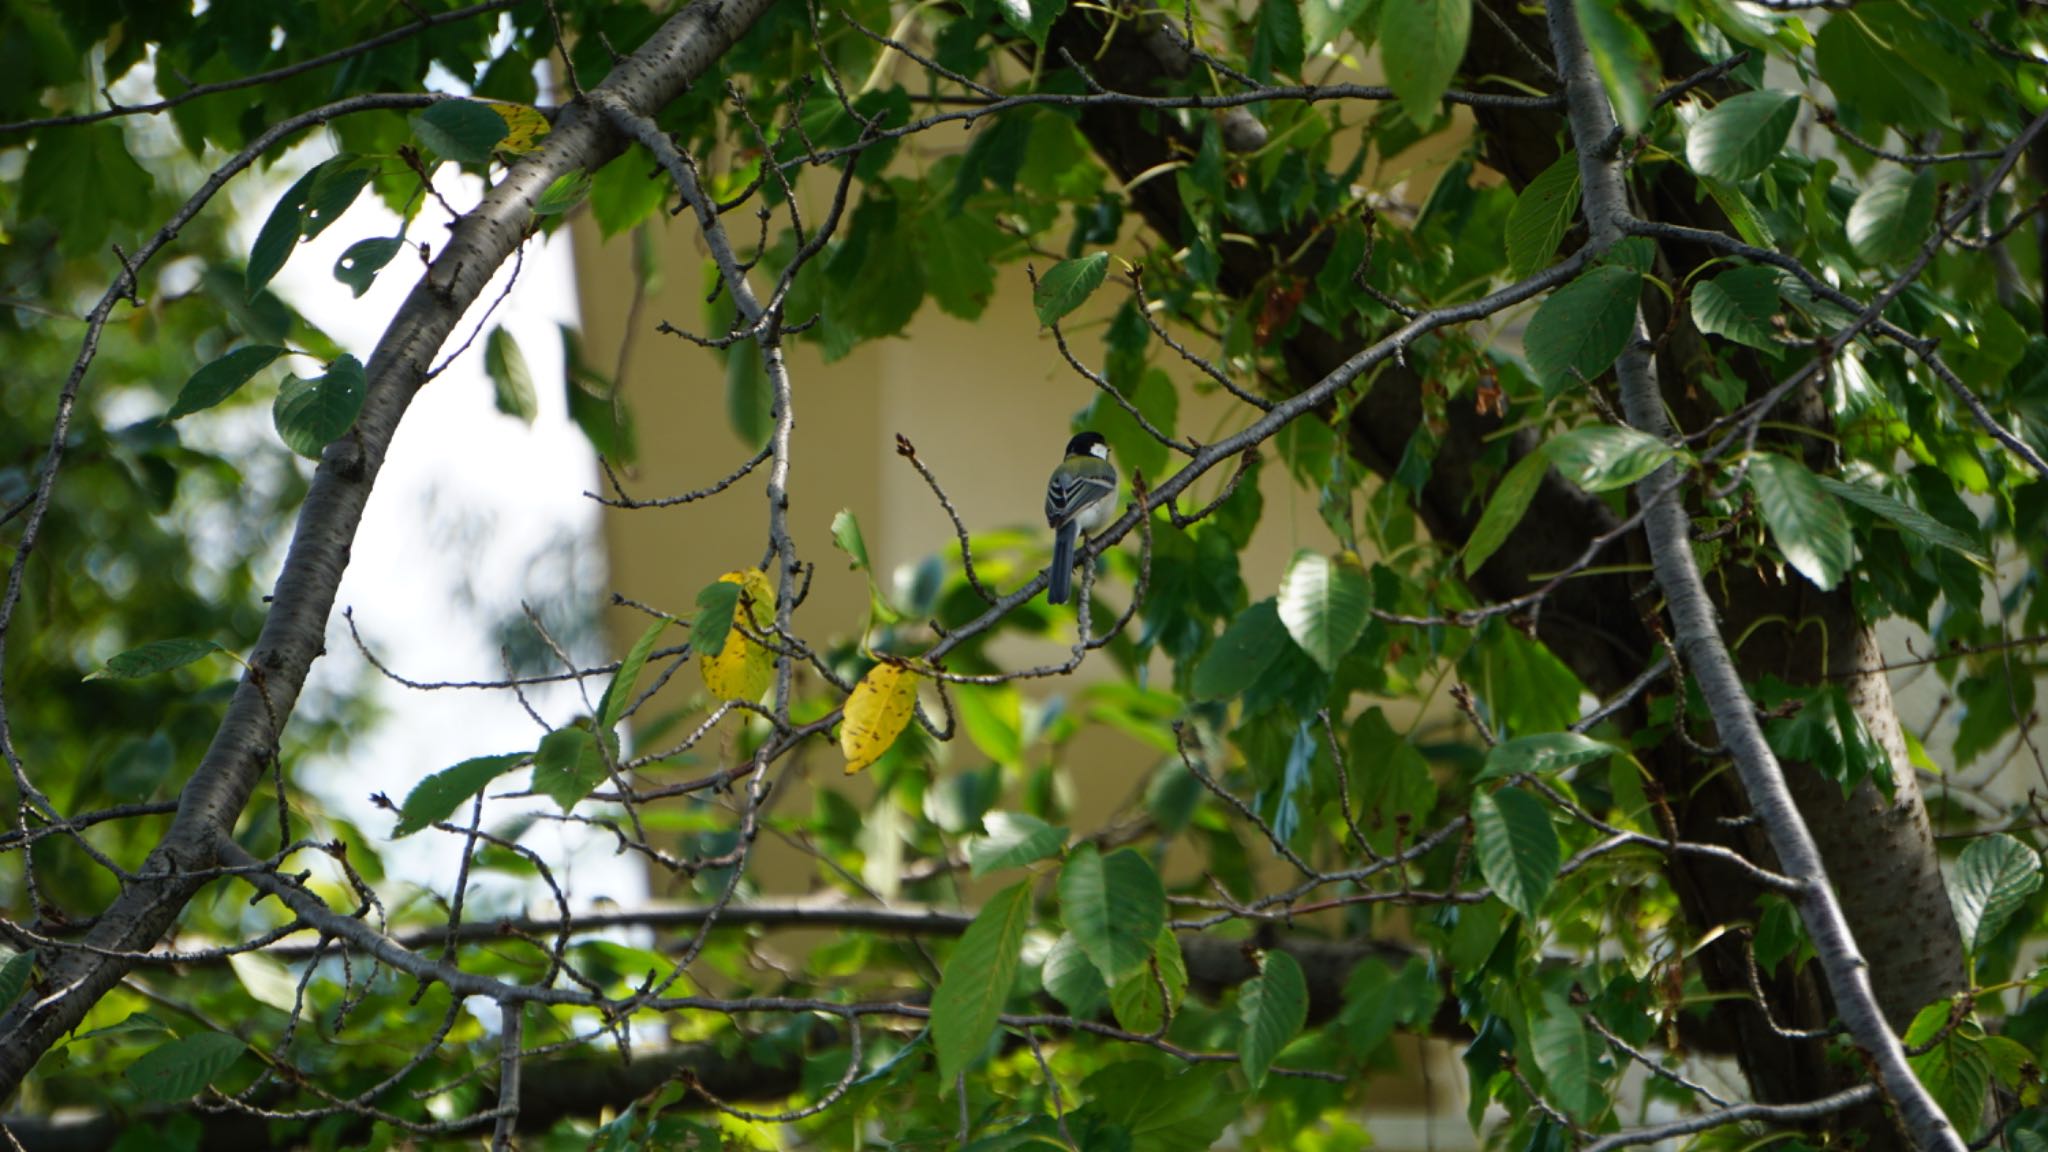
xmin=1044 ymin=432 xmax=1117 ymax=605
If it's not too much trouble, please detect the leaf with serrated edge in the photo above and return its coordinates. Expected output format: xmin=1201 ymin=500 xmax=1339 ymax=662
xmin=597 ymin=619 xmax=667 ymax=732
xmin=1239 ymin=950 xmax=1308 ymax=1090
xmin=1685 ymin=90 xmax=1799 ymax=183
xmin=1465 ymin=450 xmax=1550 ymax=577
xmin=394 ymin=752 xmax=529 ymax=837
xmin=1816 ymin=477 xmax=1986 ymax=561
xmin=969 ymin=812 xmax=1067 ymax=877
xmin=1034 ymin=252 xmax=1110 ymax=326
xmin=125 ymin=1032 xmax=246 ymax=1102
xmin=86 ymin=638 xmax=224 ymax=681
xmin=1745 ymin=453 xmax=1854 ymax=591
xmin=1948 ymin=834 xmax=2041 ymax=953
xmin=931 ymin=880 xmax=1032 ymax=1082
xmin=273 ymin=355 xmax=366 ymax=459
xmin=1479 ymin=732 xmax=1616 ymax=781
xmin=1058 ymin=844 xmax=1165 ymax=985
xmin=1276 ymin=550 xmax=1370 ymax=673
xmin=1379 ymin=0 xmax=1472 ymax=123
xmin=1525 ymin=266 xmax=1640 ymax=394
xmin=1692 ymin=266 xmax=1781 ymax=351
xmin=1531 ymin=989 xmax=1602 ymax=1119
xmin=1505 ymin=152 xmax=1580 ymax=279
xmin=1546 ymin=425 xmax=1676 ymax=493
xmin=1473 ymin=786 xmax=1559 ymax=919
xmin=169 ymin=345 xmax=287 ymax=420
xmin=1110 ymin=927 xmax=1187 ymax=1034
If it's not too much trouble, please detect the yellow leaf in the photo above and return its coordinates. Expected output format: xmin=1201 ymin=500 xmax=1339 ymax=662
xmin=699 ymin=570 xmax=778 ymax=704
xmin=488 ymin=102 xmax=553 ymax=154
xmin=729 ymin=567 xmax=776 ymax=631
xmin=700 ymin=632 xmax=774 ymax=703
xmin=841 ymin=663 xmax=918 ymax=774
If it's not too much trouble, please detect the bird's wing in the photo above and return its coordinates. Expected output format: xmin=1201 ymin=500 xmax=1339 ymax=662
xmin=1045 ymin=467 xmax=1117 ymax=529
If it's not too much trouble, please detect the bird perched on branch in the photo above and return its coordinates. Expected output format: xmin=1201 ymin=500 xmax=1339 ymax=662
xmin=1045 ymin=432 xmax=1117 ymax=605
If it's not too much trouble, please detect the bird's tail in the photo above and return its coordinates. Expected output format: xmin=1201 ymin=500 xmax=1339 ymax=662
xmin=1048 ymin=520 xmax=1078 ymax=605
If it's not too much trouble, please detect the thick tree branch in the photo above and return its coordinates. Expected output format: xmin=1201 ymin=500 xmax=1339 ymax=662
xmin=0 ymin=0 xmax=780 ymax=1098
xmin=1546 ymin=2 xmax=1962 ymax=1148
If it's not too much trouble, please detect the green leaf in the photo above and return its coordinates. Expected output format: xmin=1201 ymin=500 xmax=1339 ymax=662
xmin=1531 ymin=989 xmax=1602 ymax=1119
xmin=1082 ymin=1063 xmax=1239 ymax=1152
xmin=993 ymin=0 xmax=1067 ymax=45
xmin=831 ymin=508 xmax=872 ymax=572
xmin=1691 ymin=266 xmax=1782 ymax=351
xmin=85 ymin=638 xmax=225 ymax=681
xmin=1745 ymin=453 xmax=1854 ymax=591
xmin=21 ymin=123 xmax=154 ymax=258
xmin=1685 ymin=90 xmax=1800 ymax=183
xmin=692 ymin=581 xmax=742 ymax=662
xmin=1192 ymin=599 xmax=1290 ymax=700
xmin=1276 ymin=550 xmax=1370 ymax=673
xmin=1479 ymin=732 xmax=1616 ymax=781
xmin=534 ymin=170 xmax=593 ymax=216
xmin=1252 ymin=0 xmax=1307 ymax=80
xmin=1034 ymin=253 xmax=1110 ymax=326
xmin=125 ymin=1032 xmax=246 ymax=1102
xmin=1473 ymin=786 xmax=1559 ymax=919
xmin=246 ymin=165 xmax=322 ymax=300
xmin=334 ymin=237 xmax=404 ymax=299
xmin=0 ymin=950 xmax=34 ymax=1011
xmin=1816 ymin=476 xmax=1986 ymax=561
xmin=1525 ymin=266 xmax=1640 ymax=396
xmin=1905 ymin=1002 xmax=1993 ymax=1141
xmin=1576 ymin=0 xmax=1657 ymax=134
xmin=301 ymin=159 xmax=371 ymax=240
xmin=1109 ymin=927 xmax=1187 ymax=1034
xmin=932 ymin=881 xmax=1032 ymax=1082
xmin=1948 ymin=834 xmax=2042 ymax=954
xmin=485 ymin=327 xmax=537 ymax=424
xmin=272 ymin=354 xmax=367 ymax=458
xmin=168 ymin=345 xmax=288 ymax=420
xmin=1546 ymin=425 xmax=1676 ymax=492
xmin=394 ymin=752 xmax=530 ymax=837
xmin=532 ymin=725 xmax=611 ymax=812
xmin=1058 ymin=844 xmax=1166 ymax=985
xmin=1238 ymin=950 xmax=1307 ymax=1090
xmin=1043 ymin=931 xmax=1108 ymax=1018
xmin=411 ymin=101 xmax=510 ymax=165
xmin=597 ymin=620 xmax=667 ymax=732
xmin=1815 ymin=15 xmax=1949 ymax=136
xmin=1847 ymin=167 xmax=1937 ymax=267
xmin=1465 ymin=450 xmax=1551 ymax=577
xmin=969 ymin=812 xmax=1067 ymax=877
xmin=1505 ymin=152 xmax=1581 ymax=280
xmin=1378 ymin=0 xmax=1472 ymax=124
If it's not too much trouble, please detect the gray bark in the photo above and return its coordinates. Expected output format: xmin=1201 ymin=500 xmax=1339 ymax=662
xmin=0 ymin=0 xmax=779 ymax=1097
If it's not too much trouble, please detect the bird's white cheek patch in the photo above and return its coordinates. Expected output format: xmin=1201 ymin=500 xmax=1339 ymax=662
xmin=1089 ymin=443 xmax=1110 ymax=459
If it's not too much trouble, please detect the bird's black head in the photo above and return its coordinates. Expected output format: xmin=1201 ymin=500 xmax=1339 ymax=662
xmin=1064 ymin=432 xmax=1110 ymax=460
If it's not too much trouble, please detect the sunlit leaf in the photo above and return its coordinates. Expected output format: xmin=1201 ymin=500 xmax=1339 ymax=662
xmin=1276 ymin=550 xmax=1370 ymax=673
xmin=1058 ymin=844 xmax=1165 ymax=985
xmin=1473 ymin=786 xmax=1558 ymax=919
xmin=394 ymin=752 xmax=530 ymax=837
xmin=1745 ymin=453 xmax=1854 ymax=591
xmin=932 ymin=881 xmax=1032 ymax=1082
xmin=1379 ymin=0 xmax=1471 ymax=123
xmin=485 ymin=327 xmax=537 ymax=424
xmin=1685 ymin=90 xmax=1799 ymax=183
xmin=1034 ymin=252 xmax=1110 ymax=326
